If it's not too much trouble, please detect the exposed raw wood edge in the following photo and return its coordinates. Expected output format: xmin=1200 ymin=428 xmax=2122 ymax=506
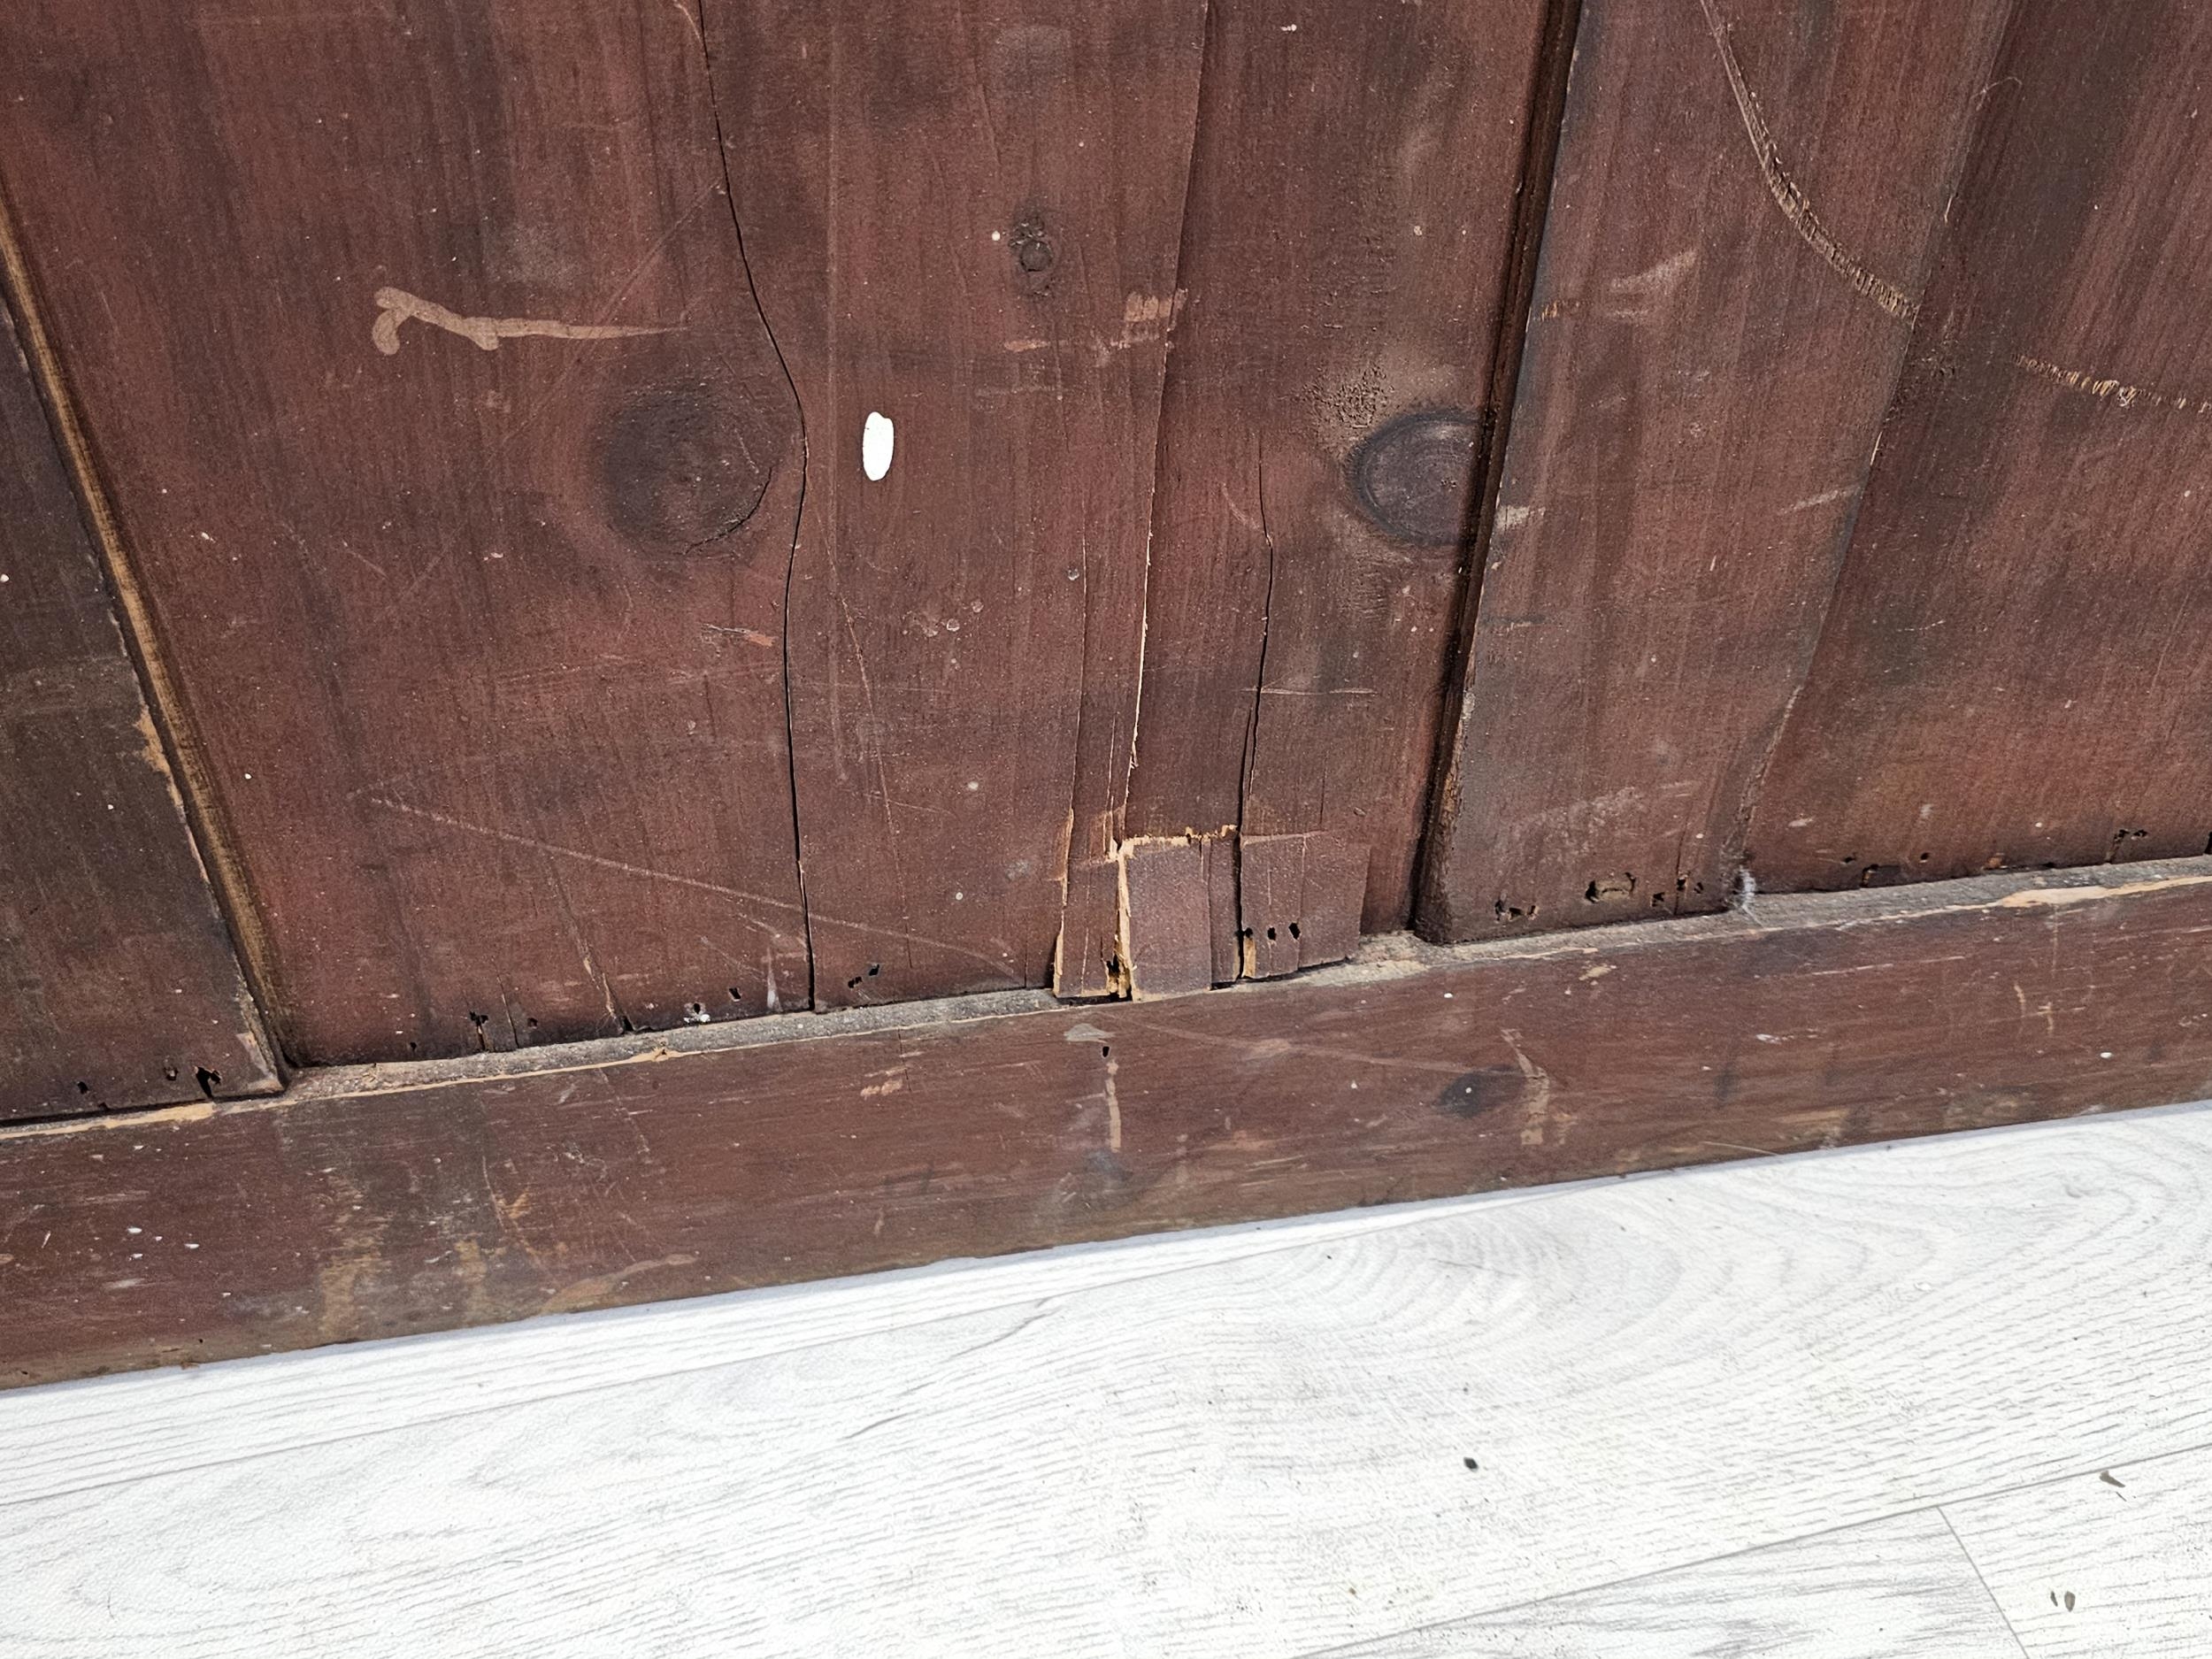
xmin=1411 ymin=0 xmax=1585 ymax=941
xmin=6 ymin=854 xmax=2205 ymax=1145
xmin=1994 ymin=874 xmax=2212 ymax=909
xmin=0 ymin=187 xmax=288 ymax=1082
xmin=1112 ymin=838 xmax=1139 ymax=998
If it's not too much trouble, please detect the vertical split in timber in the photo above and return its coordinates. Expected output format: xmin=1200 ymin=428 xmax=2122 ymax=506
xmin=1125 ymin=0 xmax=1555 ymax=968
xmin=715 ymin=0 xmax=1208 ymax=1011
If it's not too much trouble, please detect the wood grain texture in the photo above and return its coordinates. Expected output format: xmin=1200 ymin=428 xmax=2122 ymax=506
xmin=0 ymin=296 xmax=277 ymax=1122
xmin=4 ymin=1105 xmax=2208 ymax=1657
xmin=0 ymin=1 xmax=810 ymax=1063
xmin=1239 ymin=830 xmax=1366 ymax=978
xmin=0 ymin=1194 xmax=1511 ymax=1510
xmin=1120 ymin=0 xmax=1552 ymax=942
xmin=1947 ymin=1448 xmax=2212 ymax=1659
xmin=5 ymin=856 xmax=2212 ymax=1389
xmin=1118 ymin=833 xmax=1237 ymax=998
xmin=1750 ymin=4 xmax=2212 ymax=893
xmin=1417 ymin=0 xmax=2012 ymax=941
xmin=716 ymin=0 xmax=1205 ymax=1010
xmin=1333 ymin=1511 xmax=2022 ymax=1658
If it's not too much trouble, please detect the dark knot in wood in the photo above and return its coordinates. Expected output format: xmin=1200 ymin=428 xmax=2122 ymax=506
xmin=595 ymin=382 xmax=772 ymax=556
xmin=1350 ymin=410 xmax=1483 ymax=547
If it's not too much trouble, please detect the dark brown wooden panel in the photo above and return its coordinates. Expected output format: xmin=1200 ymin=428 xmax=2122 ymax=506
xmin=0 ymin=296 xmax=279 ymax=1122
xmin=1115 ymin=0 xmax=1553 ymax=973
xmin=1750 ymin=4 xmax=2212 ymax=891
xmin=7 ymin=856 xmax=2210 ymax=1390
xmin=0 ymin=2 xmax=810 ymax=1062
xmin=717 ymin=1 xmax=1206 ymax=1010
xmin=1417 ymin=0 xmax=2011 ymax=941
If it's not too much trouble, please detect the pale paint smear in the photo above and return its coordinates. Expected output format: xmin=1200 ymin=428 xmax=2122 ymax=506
xmin=863 ymin=411 xmax=895 ymax=480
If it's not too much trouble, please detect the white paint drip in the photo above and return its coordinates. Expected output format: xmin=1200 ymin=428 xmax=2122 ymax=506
xmin=863 ymin=411 xmax=895 ymax=480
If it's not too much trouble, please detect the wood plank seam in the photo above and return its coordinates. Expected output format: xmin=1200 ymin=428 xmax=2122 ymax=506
xmin=1411 ymin=0 xmax=1585 ymax=939
xmin=1932 ymin=1508 xmax=2035 ymax=1659
xmin=0 ymin=187 xmax=287 ymax=1088
xmin=1722 ymin=0 xmax=2028 ymax=899
xmin=1287 ymin=1438 xmax=2208 ymax=1659
xmin=1415 ymin=0 xmax=2015 ymax=941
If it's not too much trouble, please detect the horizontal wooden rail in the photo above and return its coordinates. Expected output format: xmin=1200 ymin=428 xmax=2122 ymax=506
xmin=6 ymin=857 xmax=2212 ymax=1390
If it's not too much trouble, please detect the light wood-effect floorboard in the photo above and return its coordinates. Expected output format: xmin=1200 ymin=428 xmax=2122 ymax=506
xmin=4 ymin=1105 xmax=2208 ymax=1658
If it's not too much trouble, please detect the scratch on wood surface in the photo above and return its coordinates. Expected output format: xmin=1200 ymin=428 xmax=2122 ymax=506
xmin=2013 ymin=979 xmax=2059 ymax=1036
xmin=371 ymin=286 xmax=672 ymax=356
xmin=703 ymin=624 xmax=778 ymax=649
xmin=1697 ymin=0 xmax=1919 ymax=323
xmin=539 ymin=1252 xmax=699 ymax=1316
xmin=2014 ymin=355 xmax=2212 ymax=414
xmin=1502 ymin=1028 xmax=1558 ymax=1148
xmin=1088 ymin=289 xmax=1187 ymax=364
xmin=1997 ymin=874 xmax=2212 ymax=910
xmin=1785 ymin=484 xmax=1857 ymax=514
xmin=364 ymin=795 xmax=804 ymax=919
xmin=1603 ymin=248 xmax=1698 ymax=318
xmin=1103 ymin=1049 xmax=1123 ymax=1152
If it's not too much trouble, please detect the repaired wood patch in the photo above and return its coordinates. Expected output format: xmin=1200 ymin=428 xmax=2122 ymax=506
xmin=1116 ymin=833 xmax=1237 ymax=1000
xmin=1239 ymin=831 xmax=1368 ymax=979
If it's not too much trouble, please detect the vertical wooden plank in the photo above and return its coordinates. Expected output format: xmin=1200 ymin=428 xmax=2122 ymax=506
xmin=1120 ymin=0 xmax=1555 ymax=960
xmin=0 ymin=298 xmax=277 ymax=1121
xmin=1749 ymin=4 xmax=2212 ymax=891
xmin=0 ymin=2 xmax=810 ymax=1062
xmin=716 ymin=1 xmax=1207 ymax=1009
xmin=1416 ymin=0 xmax=2012 ymax=941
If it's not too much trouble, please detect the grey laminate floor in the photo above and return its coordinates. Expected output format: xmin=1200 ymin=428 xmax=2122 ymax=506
xmin=4 ymin=1104 xmax=2208 ymax=1657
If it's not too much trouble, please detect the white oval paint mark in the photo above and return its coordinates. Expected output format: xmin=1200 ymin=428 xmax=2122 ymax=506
xmin=863 ymin=411 xmax=895 ymax=480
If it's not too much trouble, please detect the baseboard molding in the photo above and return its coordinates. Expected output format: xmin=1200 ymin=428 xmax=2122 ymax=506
xmin=7 ymin=857 xmax=2212 ymax=1390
